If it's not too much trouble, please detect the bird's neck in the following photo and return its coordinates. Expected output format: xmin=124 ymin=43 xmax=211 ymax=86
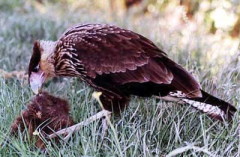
xmin=39 ymin=40 xmax=57 ymax=61
xmin=39 ymin=40 xmax=57 ymax=77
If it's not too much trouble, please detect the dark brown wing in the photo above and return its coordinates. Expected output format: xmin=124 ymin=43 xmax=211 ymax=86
xmin=55 ymin=24 xmax=201 ymax=98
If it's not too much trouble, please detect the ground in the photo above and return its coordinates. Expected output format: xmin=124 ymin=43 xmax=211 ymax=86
xmin=0 ymin=1 xmax=239 ymax=156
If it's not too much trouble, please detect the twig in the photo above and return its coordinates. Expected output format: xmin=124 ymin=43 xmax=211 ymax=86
xmin=166 ymin=144 xmax=215 ymax=157
xmin=0 ymin=69 xmax=27 ymax=80
xmin=48 ymin=110 xmax=111 ymax=139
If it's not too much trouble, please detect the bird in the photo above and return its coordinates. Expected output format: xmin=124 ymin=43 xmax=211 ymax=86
xmin=28 ymin=23 xmax=236 ymax=125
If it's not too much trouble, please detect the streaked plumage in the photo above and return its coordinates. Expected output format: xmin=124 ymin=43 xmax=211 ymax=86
xmin=28 ymin=24 xmax=236 ymax=120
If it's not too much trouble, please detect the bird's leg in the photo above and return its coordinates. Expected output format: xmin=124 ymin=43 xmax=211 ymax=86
xmin=92 ymin=91 xmax=113 ymax=139
xmin=101 ymin=113 xmax=111 ymax=139
xmin=48 ymin=92 xmax=112 ymax=141
xmin=48 ymin=109 xmax=111 ymax=140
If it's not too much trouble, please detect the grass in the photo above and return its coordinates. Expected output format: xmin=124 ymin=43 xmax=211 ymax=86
xmin=0 ymin=1 xmax=239 ymax=156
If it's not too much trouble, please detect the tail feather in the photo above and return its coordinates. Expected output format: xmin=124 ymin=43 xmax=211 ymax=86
xmin=165 ymin=90 xmax=237 ymax=121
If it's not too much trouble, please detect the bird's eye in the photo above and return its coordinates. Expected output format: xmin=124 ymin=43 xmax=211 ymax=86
xmin=33 ymin=65 xmax=39 ymax=72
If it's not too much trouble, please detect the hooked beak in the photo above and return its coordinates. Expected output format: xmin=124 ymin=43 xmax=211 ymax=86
xmin=29 ymin=71 xmax=46 ymax=94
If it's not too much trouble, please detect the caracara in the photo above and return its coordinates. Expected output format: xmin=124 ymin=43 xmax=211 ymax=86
xmin=28 ymin=24 xmax=236 ymax=121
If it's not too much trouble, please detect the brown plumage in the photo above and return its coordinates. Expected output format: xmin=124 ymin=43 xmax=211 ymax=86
xmin=28 ymin=24 xmax=236 ymax=121
xmin=11 ymin=92 xmax=74 ymax=149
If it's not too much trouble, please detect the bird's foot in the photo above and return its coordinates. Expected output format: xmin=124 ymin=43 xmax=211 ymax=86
xmin=101 ymin=113 xmax=111 ymax=139
xmin=48 ymin=109 xmax=111 ymax=141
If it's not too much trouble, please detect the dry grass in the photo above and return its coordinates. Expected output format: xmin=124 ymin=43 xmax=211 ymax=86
xmin=0 ymin=0 xmax=239 ymax=156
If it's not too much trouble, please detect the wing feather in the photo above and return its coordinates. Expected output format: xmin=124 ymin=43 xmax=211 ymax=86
xmin=56 ymin=24 xmax=201 ymax=97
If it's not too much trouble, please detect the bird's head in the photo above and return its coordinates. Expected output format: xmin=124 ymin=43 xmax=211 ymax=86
xmin=28 ymin=40 xmax=57 ymax=94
